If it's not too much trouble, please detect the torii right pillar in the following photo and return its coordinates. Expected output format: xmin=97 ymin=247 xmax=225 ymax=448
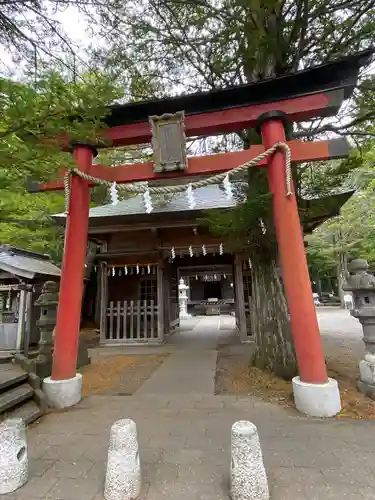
xmin=257 ymin=111 xmax=341 ymax=417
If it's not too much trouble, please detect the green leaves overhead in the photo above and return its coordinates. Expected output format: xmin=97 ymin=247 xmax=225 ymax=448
xmin=0 ymin=68 xmax=121 ymax=260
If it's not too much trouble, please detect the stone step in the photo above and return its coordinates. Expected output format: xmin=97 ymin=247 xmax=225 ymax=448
xmin=0 ymin=352 xmax=14 ymax=364
xmin=0 ymin=365 xmax=28 ymax=391
xmin=0 ymin=383 xmax=33 ymax=414
xmin=2 ymin=400 xmax=42 ymax=424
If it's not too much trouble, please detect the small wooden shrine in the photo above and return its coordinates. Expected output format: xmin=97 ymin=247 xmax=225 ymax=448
xmin=55 ymin=184 xmax=354 ymax=346
xmin=0 ymin=245 xmax=60 ymax=351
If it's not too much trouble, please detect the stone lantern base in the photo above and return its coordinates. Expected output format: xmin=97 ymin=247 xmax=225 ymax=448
xmin=357 ymin=356 xmax=375 ymax=400
xmin=357 ymin=380 xmax=375 ymax=400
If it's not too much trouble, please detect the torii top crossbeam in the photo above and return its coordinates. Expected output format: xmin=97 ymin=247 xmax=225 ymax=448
xmin=102 ymin=49 xmax=372 ymax=145
xmin=32 ymin=49 xmax=373 ymax=192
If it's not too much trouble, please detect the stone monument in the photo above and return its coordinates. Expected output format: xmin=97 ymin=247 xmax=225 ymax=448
xmin=15 ymin=281 xmax=90 ymax=377
xmin=0 ymin=418 xmax=28 ymax=494
xmin=344 ymin=258 xmax=375 ymax=399
xmin=230 ymin=420 xmax=269 ymax=500
xmin=104 ymin=419 xmax=141 ymax=500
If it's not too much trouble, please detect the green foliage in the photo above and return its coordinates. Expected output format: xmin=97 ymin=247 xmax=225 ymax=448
xmin=306 ymin=142 xmax=375 ymax=276
xmin=0 ymin=70 xmax=122 ymax=261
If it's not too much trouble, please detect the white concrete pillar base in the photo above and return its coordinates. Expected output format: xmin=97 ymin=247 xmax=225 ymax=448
xmin=43 ymin=374 xmax=82 ymax=409
xmin=292 ymin=376 xmax=341 ymax=417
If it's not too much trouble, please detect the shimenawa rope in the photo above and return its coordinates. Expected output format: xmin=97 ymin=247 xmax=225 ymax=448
xmin=63 ymin=141 xmax=292 ymax=214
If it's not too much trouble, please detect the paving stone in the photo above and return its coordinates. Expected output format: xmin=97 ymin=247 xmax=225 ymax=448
xmin=145 ymin=482 xmax=227 ymax=500
xmin=321 ymin=467 xmax=375 ymax=485
xmin=359 ymin=486 xmax=375 ymax=499
xmin=148 ymin=434 xmax=187 ymax=449
xmin=42 ymin=458 xmax=95 ymax=479
xmin=269 ymin=466 xmax=328 ymax=487
xmin=269 ymin=483 xmax=307 ymax=500
xmin=28 ymin=443 xmax=52 ymax=460
xmin=162 ymin=448 xmax=205 ymax=464
xmin=28 ymin=458 xmax=55 ymax=477
xmin=45 ymin=478 xmax=101 ymax=500
xmin=184 ymin=434 xmax=226 ymax=450
xmin=304 ymin=484 xmax=367 ymax=499
xmin=43 ymin=444 xmax=86 ymax=461
xmin=14 ymin=477 xmax=58 ymax=498
xmin=194 ymin=399 xmax=225 ymax=409
xmin=141 ymin=448 xmax=164 ymax=464
xmin=143 ymin=462 xmax=180 ymax=484
xmin=332 ymin=450 xmax=375 ymax=469
xmin=177 ymin=464 xmax=228 ymax=487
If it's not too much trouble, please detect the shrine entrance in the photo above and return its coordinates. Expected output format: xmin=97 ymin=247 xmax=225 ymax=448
xmin=32 ymin=49 xmax=372 ymax=416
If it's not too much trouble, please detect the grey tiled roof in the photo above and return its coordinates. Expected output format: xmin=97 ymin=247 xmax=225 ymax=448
xmin=87 ymin=184 xmax=237 ymax=219
xmin=0 ymin=246 xmax=61 ymax=280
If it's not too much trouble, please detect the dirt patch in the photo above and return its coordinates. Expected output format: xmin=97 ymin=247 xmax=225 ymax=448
xmin=79 ymin=354 xmax=168 ymax=397
xmin=215 ymin=351 xmax=375 ymax=420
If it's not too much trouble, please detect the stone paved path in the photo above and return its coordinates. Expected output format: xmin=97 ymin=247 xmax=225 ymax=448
xmin=4 ymin=311 xmax=375 ymax=500
xmin=136 ymin=349 xmax=217 ymax=395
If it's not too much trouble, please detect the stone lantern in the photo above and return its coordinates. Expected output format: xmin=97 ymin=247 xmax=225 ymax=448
xmin=344 ymin=259 xmax=375 ymax=399
xmin=32 ymin=281 xmax=58 ymax=378
xmin=178 ymin=278 xmax=189 ymax=318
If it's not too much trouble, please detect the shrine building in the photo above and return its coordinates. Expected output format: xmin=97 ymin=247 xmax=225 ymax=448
xmin=55 ymin=184 xmax=352 ymax=346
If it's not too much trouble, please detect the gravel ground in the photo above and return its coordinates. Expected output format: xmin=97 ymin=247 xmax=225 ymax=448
xmin=80 ymin=354 xmax=168 ymax=397
xmin=215 ymin=308 xmax=375 ymax=419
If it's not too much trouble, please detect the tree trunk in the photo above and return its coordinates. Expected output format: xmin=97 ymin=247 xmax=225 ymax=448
xmin=249 ymin=249 xmax=297 ymax=380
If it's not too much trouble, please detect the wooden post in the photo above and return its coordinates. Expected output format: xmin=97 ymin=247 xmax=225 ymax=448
xmin=16 ymin=288 xmax=26 ymax=352
xmin=23 ymin=289 xmax=33 ymax=357
xmin=100 ymin=262 xmax=108 ymax=343
xmin=157 ymin=262 xmax=164 ymax=342
xmin=234 ymin=254 xmax=247 ymax=342
xmin=163 ymin=264 xmax=170 ymax=336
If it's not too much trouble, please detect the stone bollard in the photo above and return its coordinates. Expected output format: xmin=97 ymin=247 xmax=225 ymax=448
xmin=344 ymin=259 xmax=375 ymax=399
xmin=230 ymin=421 xmax=269 ymax=500
xmin=0 ymin=418 xmax=28 ymax=494
xmin=104 ymin=419 xmax=141 ymax=500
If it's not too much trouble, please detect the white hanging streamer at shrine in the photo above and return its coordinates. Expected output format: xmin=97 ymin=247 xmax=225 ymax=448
xmin=223 ymin=173 xmax=233 ymax=200
xmin=143 ymin=184 xmax=153 ymax=213
xmin=171 ymin=247 xmax=176 ymax=260
xmin=219 ymin=243 xmax=224 ymax=255
xmin=189 ymin=245 xmax=194 ymax=257
xmin=186 ymin=183 xmax=196 ymax=209
xmin=110 ymin=182 xmax=119 ymax=205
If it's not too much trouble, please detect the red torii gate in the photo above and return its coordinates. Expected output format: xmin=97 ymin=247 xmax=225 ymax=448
xmin=33 ymin=50 xmax=372 ymax=416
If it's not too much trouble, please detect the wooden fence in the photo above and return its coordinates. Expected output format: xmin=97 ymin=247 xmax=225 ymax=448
xmin=102 ymin=300 xmax=160 ymax=343
xmin=169 ymin=302 xmax=179 ymax=332
xmin=244 ymin=296 xmax=254 ymax=340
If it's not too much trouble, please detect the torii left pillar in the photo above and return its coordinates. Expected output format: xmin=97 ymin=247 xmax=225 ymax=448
xmin=43 ymin=143 xmax=95 ymax=409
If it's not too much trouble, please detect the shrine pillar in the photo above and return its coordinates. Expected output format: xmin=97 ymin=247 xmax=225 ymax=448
xmin=43 ymin=143 xmax=95 ymax=409
xmin=257 ymin=111 xmax=341 ymax=417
